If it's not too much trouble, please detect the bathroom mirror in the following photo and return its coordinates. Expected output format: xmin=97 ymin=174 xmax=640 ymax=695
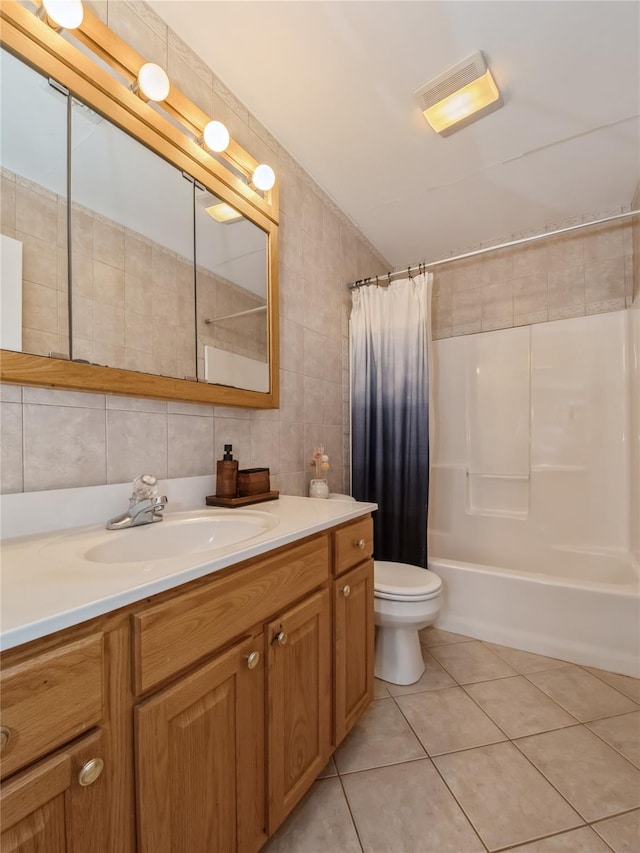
xmin=0 ymin=48 xmax=69 ymax=359
xmin=0 ymin=4 xmax=279 ymax=408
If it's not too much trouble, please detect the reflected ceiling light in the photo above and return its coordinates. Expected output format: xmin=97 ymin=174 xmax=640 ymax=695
xmin=199 ymin=120 xmax=230 ymax=153
xmin=39 ymin=0 xmax=84 ymax=30
xmin=414 ymin=50 xmax=502 ymax=137
xmin=132 ymin=62 xmax=170 ymax=102
xmin=205 ymin=202 xmax=243 ymax=223
xmin=251 ymin=164 xmax=276 ymax=192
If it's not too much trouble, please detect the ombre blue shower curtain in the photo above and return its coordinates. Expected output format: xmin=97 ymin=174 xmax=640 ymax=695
xmin=350 ymin=274 xmax=432 ymax=567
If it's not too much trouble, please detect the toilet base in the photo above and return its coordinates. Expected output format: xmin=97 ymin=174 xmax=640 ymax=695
xmin=374 ymin=625 xmax=425 ymax=685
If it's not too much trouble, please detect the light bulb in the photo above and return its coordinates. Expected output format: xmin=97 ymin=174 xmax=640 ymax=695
xmin=252 ymin=163 xmax=275 ymax=192
xmin=202 ymin=120 xmax=230 ymax=153
xmin=42 ymin=0 xmax=84 ymax=30
xmin=136 ymin=63 xmax=170 ymax=102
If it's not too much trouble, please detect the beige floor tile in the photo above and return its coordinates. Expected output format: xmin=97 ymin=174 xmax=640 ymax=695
xmin=433 ymin=742 xmax=582 ymax=851
xmin=262 ymin=777 xmax=361 ymax=853
xmin=587 ymin=712 xmax=640 ymax=768
xmin=465 ymin=676 xmax=577 ymax=738
xmin=507 ymin=826 xmax=611 ymax=852
xmin=419 ymin=626 xmax=473 ymax=647
xmin=585 ymin=667 xmax=640 ymax=704
xmin=515 ymin=725 xmax=640 ymax=821
xmin=430 ymin=640 xmax=517 ymax=684
xmin=527 ymin=666 xmax=638 ymax=722
xmin=317 ymin=756 xmax=338 ymax=778
xmin=592 ymin=809 xmax=640 ymax=853
xmin=373 ymin=678 xmax=389 ymax=698
xmin=342 ymin=758 xmax=484 ymax=853
xmin=484 ymin=642 xmax=569 ymax=674
xmin=396 ymin=686 xmax=507 ymax=755
xmin=334 ymin=697 xmax=425 ymax=774
xmin=385 ymin=649 xmax=456 ymax=696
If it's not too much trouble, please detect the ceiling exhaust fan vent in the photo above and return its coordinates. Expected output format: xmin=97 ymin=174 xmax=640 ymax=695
xmin=415 ymin=51 xmax=488 ymax=111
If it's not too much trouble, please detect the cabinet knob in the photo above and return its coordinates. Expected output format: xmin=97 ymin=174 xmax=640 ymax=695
xmin=341 ymin=584 xmax=351 ymax=597
xmin=273 ymin=631 xmax=288 ymax=646
xmin=355 ymin=539 xmax=365 ymax=550
xmin=0 ymin=726 xmax=10 ymax=750
xmin=78 ymin=757 xmax=104 ymax=787
xmin=245 ymin=651 xmax=260 ymax=669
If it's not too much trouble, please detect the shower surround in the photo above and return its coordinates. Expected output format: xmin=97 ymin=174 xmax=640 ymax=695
xmin=428 ymin=309 xmax=640 ymax=676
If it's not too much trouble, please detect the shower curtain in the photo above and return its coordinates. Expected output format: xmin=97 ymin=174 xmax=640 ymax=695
xmin=350 ymin=273 xmax=432 ymax=568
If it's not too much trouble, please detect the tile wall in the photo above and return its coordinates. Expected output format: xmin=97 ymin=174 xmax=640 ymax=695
xmin=0 ymin=0 xmax=388 ymax=497
xmin=1 ymin=2 xmax=637 ymax=499
xmin=432 ymin=215 xmax=635 ymax=340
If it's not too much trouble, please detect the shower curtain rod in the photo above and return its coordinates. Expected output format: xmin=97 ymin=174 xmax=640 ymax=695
xmin=347 ymin=209 xmax=640 ymax=290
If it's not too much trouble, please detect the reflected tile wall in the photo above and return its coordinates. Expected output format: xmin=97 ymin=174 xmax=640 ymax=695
xmin=0 ymin=0 xmax=388 ymax=496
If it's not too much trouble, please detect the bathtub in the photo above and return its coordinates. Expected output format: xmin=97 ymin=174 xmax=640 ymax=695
xmin=428 ymin=552 xmax=640 ymax=677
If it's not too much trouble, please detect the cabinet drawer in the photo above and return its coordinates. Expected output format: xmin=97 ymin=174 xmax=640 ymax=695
xmin=333 ymin=516 xmax=373 ymax=576
xmin=133 ymin=534 xmax=330 ymax=694
xmin=0 ymin=634 xmax=105 ymax=779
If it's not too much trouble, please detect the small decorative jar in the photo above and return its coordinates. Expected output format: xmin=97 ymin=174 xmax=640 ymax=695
xmin=309 ymin=478 xmax=330 ymax=499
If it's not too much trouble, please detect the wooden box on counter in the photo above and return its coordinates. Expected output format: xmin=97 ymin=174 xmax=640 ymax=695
xmin=238 ymin=468 xmax=270 ymax=497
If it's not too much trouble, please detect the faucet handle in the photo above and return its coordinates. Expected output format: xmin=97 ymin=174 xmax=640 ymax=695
xmin=131 ymin=474 xmax=158 ymax=501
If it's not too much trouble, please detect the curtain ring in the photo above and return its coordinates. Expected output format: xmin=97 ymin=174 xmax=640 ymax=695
xmin=407 ymin=266 xmax=413 ymax=280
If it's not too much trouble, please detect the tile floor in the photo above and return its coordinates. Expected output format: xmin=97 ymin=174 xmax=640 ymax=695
xmin=264 ymin=628 xmax=640 ymax=853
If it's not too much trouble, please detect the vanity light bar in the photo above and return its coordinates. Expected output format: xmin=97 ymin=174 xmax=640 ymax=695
xmin=25 ymin=0 xmax=277 ymax=213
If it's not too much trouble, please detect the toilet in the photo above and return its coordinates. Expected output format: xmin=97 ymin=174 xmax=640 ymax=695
xmin=328 ymin=494 xmax=443 ymax=685
xmin=374 ymin=560 xmax=442 ymax=684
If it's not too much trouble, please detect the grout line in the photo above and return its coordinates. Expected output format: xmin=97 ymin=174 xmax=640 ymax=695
xmin=583 ymin=719 xmax=640 ymax=772
xmin=347 ymin=640 xmax=639 ymax=852
xmin=578 ymin=664 xmax=640 ymax=705
xmin=459 ymin=676 xmax=583 ymax=731
xmin=388 ymin=651 xmax=592 ymax=848
xmin=508 ymin=725 xmax=627 ymax=825
xmin=334 ymin=773 xmax=366 ymax=853
xmin=387 ymin=691 xmax=491 ymax=853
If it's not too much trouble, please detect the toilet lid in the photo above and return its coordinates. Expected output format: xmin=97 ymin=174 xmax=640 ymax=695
xmin=374 ymin=561 xmax=442 ymax=601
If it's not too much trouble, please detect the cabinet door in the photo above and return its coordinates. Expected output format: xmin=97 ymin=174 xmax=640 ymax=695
xmin=0 ymin=729 xmax=108 ymax=853
xmin=334 ymin=559 xmax=375 ymax=745
xmin=135 ymin=635 xmax=266 ymax=853
xmin=266 ymin=589 xmax=331 ymax=833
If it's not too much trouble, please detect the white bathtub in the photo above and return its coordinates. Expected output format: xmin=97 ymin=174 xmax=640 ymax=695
xmin=428 ymin=553 xmax=640 ymax=677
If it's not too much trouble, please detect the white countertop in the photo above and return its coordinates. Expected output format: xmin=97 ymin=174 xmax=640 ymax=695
xmin=0 ymin=495 xmax=377 ymax=651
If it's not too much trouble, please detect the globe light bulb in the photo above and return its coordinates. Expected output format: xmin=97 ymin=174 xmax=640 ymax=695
xmin=252 ymin=164 xmax=276 ymax=192
xmin=42 ymin=0 xmax=84 ymax=30
xmin=202 ymin=120 xmax=230 ymax=153
xmin=136 ymin=63 xmax=170 ymax=102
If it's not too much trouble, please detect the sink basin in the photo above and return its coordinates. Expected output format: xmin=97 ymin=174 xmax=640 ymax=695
xmin=42 ymin=510 xmax=280 ymax=566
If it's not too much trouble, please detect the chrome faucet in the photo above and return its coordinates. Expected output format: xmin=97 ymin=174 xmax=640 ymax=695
xmin=106 ymin=474 xmax=168 ymax=530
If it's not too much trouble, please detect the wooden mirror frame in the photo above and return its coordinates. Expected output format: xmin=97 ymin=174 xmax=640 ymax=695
xmin=0 ymin=1 xmax=279 ymax=408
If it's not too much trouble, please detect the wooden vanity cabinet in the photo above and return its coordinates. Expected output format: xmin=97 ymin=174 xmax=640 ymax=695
xmin=0 ymin=514 xmax=374 ymax=852
xmin=333 ymin=516 xmax=375 ymax=746
xmin=135 ymin=635 xmax=266 ymax=853
xmin=1 ymin=729 xmax=109 ymax=853
xmin=0 ymin=617 xmax=135 ymax=853
xmin=266 ymin=589 xmax=331 ymax=833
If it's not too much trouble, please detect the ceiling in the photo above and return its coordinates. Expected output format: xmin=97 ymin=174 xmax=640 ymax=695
xmin=149 ymin=1 xmax=640 ymax=269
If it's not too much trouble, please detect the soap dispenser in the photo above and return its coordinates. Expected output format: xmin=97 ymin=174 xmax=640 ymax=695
xmin=216 ymin=444 xmax=238 ymax=498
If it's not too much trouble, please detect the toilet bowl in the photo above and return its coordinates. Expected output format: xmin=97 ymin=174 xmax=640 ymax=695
xmin=374 ymin=561 xmax=442 ymax=685
xmin=327 ymin=495 xmax=442 ymax=686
